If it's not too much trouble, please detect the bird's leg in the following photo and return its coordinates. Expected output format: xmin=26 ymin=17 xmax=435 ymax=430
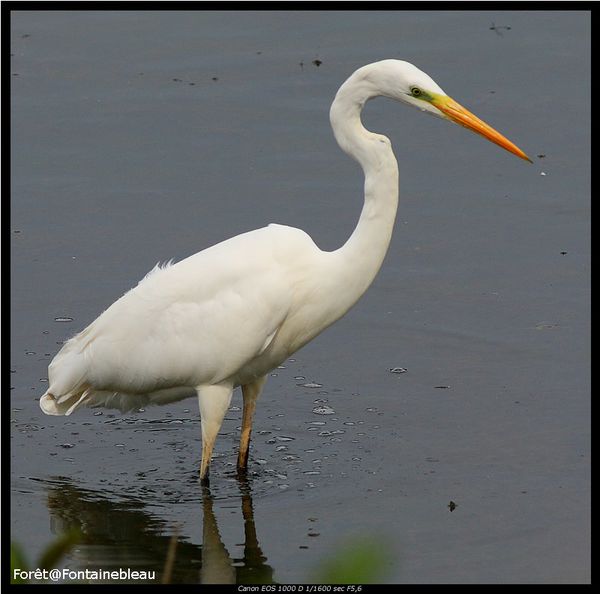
xmin=197 ymin=383 xmax=234 ymax=484
xmin=237 ymin=376 xmax=267 ymax=473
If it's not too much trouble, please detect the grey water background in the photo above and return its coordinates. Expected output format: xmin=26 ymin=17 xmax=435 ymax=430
xmin=10 ymin=10 xmax=590 ymax=584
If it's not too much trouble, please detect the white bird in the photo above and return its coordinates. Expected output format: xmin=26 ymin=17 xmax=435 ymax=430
xmin=40 ymin=60 xmax=530 ymax=482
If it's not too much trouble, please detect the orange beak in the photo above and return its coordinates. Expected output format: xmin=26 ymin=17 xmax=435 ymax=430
xmin=430 ymin=95 xmax=532 ymax=163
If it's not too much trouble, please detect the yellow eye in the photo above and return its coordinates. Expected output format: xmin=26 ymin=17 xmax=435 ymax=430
xmin=410 ymin=87 xmax=423 ymax=98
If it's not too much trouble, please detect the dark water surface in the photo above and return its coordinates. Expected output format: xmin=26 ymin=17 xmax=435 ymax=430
xmin=10 ymin=10 xmax=590 ymax=584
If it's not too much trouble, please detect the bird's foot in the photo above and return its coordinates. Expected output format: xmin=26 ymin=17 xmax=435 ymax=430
xmin=199 ymin=469 xmax=210 ymax=487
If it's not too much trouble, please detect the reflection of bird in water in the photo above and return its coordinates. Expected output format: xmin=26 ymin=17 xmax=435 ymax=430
xmin=45 ymin=478 xmax=202 ymax=583
xmin=201 ymin=479 xmax=274 ymax=584
xmin=43 ymin=477 xmax=274 ymax=584
xmin=40 ymin=59 xmax=530 ymax=482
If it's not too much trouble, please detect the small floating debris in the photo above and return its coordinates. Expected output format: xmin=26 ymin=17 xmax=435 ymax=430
xmin=301 ymin=382 xmax=323 ymax=388
xmin=59 ymin=443 xmax=74 ymax=449
xmin=489 ymin=22 xmax=511 ymax=36
xmin=540 ymin=172 xmax=547 ymax=176
xmin=54 ymin=317 xmax=73 ymax=323
xmin=434 ymin=385 xmax=450 ymax=389
xmin=448 ymin=501 xmax=457 ymax=512
xmin=389 ymin=367 xmax=407 ymax=374
xmin=312 ymin=405 xmax=335 ymax=415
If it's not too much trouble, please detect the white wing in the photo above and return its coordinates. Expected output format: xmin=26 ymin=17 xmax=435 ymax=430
xmin=41 ymin=224 xmax=320 ymax=413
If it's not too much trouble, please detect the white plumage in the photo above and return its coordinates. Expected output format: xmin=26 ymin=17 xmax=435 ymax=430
xmin=40 ymin=60 xmax=530 ymax=481
xmin=42 ymin=225 xmax=323 ymax=412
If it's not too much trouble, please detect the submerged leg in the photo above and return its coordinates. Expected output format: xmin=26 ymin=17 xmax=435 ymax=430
xmin=237 ymin=375 xmax=267 ymax=472
xmin=197 ymin=383 xmax=234 ymax=483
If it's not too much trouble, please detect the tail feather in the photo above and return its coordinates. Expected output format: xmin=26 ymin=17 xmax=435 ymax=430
xmin=40 ymin=386 xmax=196 ymax=416
xmin=46 ymin=337 xmax=92 ymax=402
xmin=40 ymin=388 xmax=140 ymax=416
xmin=40 ymin=390 xmax=91 ymax=416
xmin=42 ymin=326 xmax=99 ymax=415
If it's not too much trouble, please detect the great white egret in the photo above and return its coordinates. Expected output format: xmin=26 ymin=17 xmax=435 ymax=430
xmin=40 ymin=60 xmax=530 ymax=482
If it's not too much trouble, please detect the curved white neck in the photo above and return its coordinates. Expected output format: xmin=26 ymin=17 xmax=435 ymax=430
xmin=326 ymin=69 xmax=399 ymax=316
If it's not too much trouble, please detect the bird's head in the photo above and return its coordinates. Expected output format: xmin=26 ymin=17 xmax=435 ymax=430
xmin=360 ymin=59 xmax=532 ymax=163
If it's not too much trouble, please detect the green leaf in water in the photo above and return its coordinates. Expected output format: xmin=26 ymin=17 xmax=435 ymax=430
xmin=11 ymin=542 xmax=30 ymax=584
xmin=314 ymin=537 xmax=392 ymax=584
xmin=38 ymin=529 xmax=81 ymax=571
